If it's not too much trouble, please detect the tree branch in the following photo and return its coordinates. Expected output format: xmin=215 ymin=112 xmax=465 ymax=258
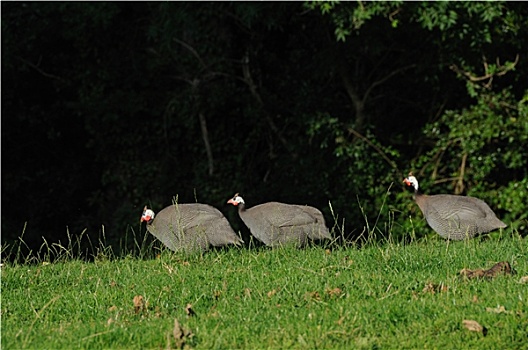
xmin=362 ymin=64 xmax=416 ymax=104
xmin=173 ymin=38 xmax=208 ymax=70
xmin=241 ymin=52 xmax=296 ymax=158
xmin=16 ymin=55 xmax=66 ymax=82
xmin=198 ymin=112 xmax=214 ymax=176
xmin=347 ymin=127 xmax=399 ymax=173
xmin=449 ymin=54 xmax=519 ymax=89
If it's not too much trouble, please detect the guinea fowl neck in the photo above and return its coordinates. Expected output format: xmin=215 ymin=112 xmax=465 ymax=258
xmin=238 ymin=202 xmax=247 ymax=213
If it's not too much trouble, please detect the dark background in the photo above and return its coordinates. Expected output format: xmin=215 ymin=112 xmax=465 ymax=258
xmin=2 ymin=2 xmax=527 ymax=258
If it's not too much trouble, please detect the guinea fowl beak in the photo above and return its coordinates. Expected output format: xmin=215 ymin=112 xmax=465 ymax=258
xmin=403 ymin=178 xmax=410 ymax=186
xmin=227 ymin=198 xmax=237 ymax=206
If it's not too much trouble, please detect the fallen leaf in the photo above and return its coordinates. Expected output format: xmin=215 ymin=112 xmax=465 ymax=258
xmin=486 ymin=305 xmax=512 ymax=314
xmin=422 ymin=283 xmax=434 ymax=294
xmin=422 ymin=282 xmax=448 ymax=294
xmin=462 ymin=319 xmax=487 ymax=336
xmin=172 ymin=318 xmax=193 ymax=349
xmin=519 ymin=276 xmax=528 ymax=284
xmin=185 ymin=303 xmax=196 ymax=317
xmin=485 ymin=261 xmax=513 ymax=277
xmin=304 ymin=291 xmax=321 ymax=301
xmin=460 ymin=268 xmax=485 ymax=279
xmin=244 ymin=288 xmax=252 ymax=297
xmin=472 ymin=295 xmax=479 ymax=303
xmin=108 ymin=305 xmax=118 ymax=312
xmin=460 ymin=261 xmax=514 ymax=280
xmin=133 ymin=295 xmax=145 ymax=314
xmin=325 ymin=249 xmax=331 ymax=255
xmin=325 ymin=287 xmax=343 ymax=297
xmin=173 ymin=318 xmax=184 ymax=341
xmin=267 ymin=289 xmax=278 ymax=298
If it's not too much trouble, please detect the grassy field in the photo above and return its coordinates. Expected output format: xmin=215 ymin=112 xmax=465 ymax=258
xmin=2 ymin=234 xmax=527 ymax=349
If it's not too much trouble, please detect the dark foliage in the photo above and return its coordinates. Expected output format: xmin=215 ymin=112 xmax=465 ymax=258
xmin=2 ymin=2 xmax=526 ymax=258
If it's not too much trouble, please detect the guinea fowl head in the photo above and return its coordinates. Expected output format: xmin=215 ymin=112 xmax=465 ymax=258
xmin=227 ymin=193 xmax=245 ymax=206
xmin=403 ymin=173 xmax=419 ymax=192
xmin=140 ymin=206 xmax=156 ymax=223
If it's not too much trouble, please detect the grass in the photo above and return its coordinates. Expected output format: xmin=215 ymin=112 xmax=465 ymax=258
xmin=2 ymin=234 xmax=527 ymax=349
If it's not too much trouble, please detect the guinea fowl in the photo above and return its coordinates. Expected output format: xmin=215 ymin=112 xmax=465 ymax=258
xmin=226 ymin=193 xmax=332 ymax=247
xmin=403 ymin=173 xmax=507 ymax=240
xmin=140 ymin=203 xmax=243 ymax=252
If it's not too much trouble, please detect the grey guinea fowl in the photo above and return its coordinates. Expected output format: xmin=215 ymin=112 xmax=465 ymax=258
xmin=403 ymin=173 xmax=507 ymax=240
xmin=140 ymin=203 xmax=243 ymax=252
xmin=226 ymin=193 xmax=332 ymax=247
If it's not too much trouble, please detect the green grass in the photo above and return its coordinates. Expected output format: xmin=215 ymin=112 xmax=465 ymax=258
xmin=2 ymin=235 xmax=527 ymax=349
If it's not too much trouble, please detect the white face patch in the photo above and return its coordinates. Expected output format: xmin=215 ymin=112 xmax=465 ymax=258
xmin=235 ymin=196 xmax=245 ymax=204
xmin=408 ymin=176 xmax=419 ymax=190
xmin=142 ymin=209 xmax=155 ymax=220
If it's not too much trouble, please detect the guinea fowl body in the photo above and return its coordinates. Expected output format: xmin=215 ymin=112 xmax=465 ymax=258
xmin=227 ymin=194 xmax=332 ymax=247
xmin=141 ymin=204 xmax=243 ymax=252
xmin=404 ymin=175 xmax=507 ymax=240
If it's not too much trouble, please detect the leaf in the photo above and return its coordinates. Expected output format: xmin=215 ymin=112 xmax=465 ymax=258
xmin=460 ymin=268 xmax=485 ymax=279
xmin=422 ymin=282 xmax=449 ymax=294
xmin=173 ymin=318 xmax=184 ymax=341
xmin=486 ymin=305 xmax=513 ymax=314
xmin=460 ymin=261 xmax=514 ymax=280
xmin=462 ymin=320 xmax=487 ymax=336
xmin=267 ymin=289 xmax=278 ymax=298
xmin=133 ymin=295 xmax=145 ymax=314
xmin=304 ymin=291 xmax=321 ymax=301
xmin=519 ymin=276 xmax=528 ymax=284
xmin=325 ymin=287 xmax=343 ymax=298
xmin=185 ymin=303 xmax=196 ymax=317
xmin=172 ymin=318 xmax=193 ymax=349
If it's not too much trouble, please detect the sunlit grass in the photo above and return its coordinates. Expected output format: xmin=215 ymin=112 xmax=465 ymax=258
xmin=2 ymin=231 xmax=526 ymax=349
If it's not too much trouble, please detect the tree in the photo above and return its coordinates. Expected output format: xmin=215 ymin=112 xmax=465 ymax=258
xmin=2 ymin=2 xmax=526 ymax=259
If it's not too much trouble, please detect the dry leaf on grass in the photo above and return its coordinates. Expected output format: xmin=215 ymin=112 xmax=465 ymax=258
xmin=422 ymin=282 xmax=449 ymax=294
xmin=462 ymin=319 xmax=487 ymax=336
xmin=485 ymin=305 xmax=513 ymax=314
xmin=267 ymin=289 xmax=278 ymax=298
xmin=304 ymin=291 xmax=321 ymax=301
xmin=133 ymin=295 xmax=145 ymax=314
xmin=460 ymin=261 xmax=514 ymax=280
xmin=185 ymin=303 xmax=196 ymax=317
xmin=172 ymin=318 xmax=193 ymax=349
xmin=325 ymin=287 xmax=343 ymax=298
xmin=519 ymin=276 xmax=528 ymax=284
